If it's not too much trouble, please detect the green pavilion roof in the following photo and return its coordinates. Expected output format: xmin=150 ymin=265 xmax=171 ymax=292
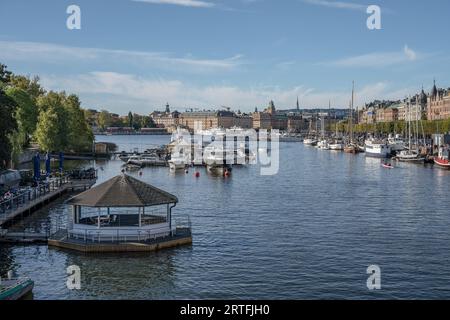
xmin=67 ymin=174 xmax=178 ymax=207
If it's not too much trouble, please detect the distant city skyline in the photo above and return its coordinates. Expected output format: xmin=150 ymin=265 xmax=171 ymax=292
xmin=1 ymin=0 xmax=449 ymax=113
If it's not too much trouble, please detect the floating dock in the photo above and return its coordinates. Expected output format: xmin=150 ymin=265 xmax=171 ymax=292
xmin=48 ymin=228 xmax=192 ymax=253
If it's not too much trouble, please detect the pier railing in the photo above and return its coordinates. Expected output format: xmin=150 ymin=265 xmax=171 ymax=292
xmin=64 ymin=215 xmax=191 ymax=243
xmin=0 ymin=177 xmax=70 ymax=220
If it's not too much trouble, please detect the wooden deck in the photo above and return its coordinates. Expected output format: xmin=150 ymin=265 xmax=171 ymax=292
xmin=48 ymin=228 xmax=192 ymax=253
xmin=0 ymin=179 xmax=96 ymax=228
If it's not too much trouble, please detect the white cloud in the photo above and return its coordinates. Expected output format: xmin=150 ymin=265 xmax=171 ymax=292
xmin=403 ymin=45 xmax=417 ymax=61
xmin=323 ymin=45 xmax=419 ymax=68
xmin=40 ymin=71 xmax=415 ymax=113
xmin=0 ymin=40 xmax=242 ymax=73
xmin=301 ymin=0 xmax=367 ymax=11
xmin=131 ymin=0 xmax=215 ymax=8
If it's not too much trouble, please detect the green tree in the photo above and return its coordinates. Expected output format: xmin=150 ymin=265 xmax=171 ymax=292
xmin=128 ymin=111 xmax=133 ymax=128
xmin=98 ymin=110 xmax=113 ymax=130
xmin=65 ymin=94 xmax=94 ymax=152
xmin=9 ymin=75 xmax=45 ymax=100
xmin=5 ymin=87 xmax=38 ymax=145
xmin=0 ymin=88 xmax=18 ymax=169
xmin=35 ymin=92 xmax=69 ymax=152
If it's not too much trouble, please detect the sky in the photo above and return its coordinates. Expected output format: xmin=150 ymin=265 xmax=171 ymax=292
xmin=0 ymin=0 xmax=449 ymax=114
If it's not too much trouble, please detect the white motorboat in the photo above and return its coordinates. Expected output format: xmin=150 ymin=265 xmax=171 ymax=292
xmin=329 ymin=141 xmax=344 ymax=151
xmin=168 ymin=152 xmax=190 ymax=170
xmin=317 ymin=140 xmax=330 ymax=150
xmin=364 ymin=139 xmax=391 ymax=158
xmin=388 ymin=134 xmax=406 ymax=152
xmin=127 ymin=154 xmax=166 ymax=166
xmin=303 ymin=138 xmax=318 ymax=146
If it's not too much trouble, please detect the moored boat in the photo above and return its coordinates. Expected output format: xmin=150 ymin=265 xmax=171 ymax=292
xmin=364 ymin=139 xmax=391 ymax=158
xmin=434 ymin=147 xmax=450 ymax=169
xmin=0 ymin=276 xmax=34 ymax=300
xmin=396 ymin=149 xmax=425 ymax=162
xmin=303 ymin=138 xmax=318 ymax=146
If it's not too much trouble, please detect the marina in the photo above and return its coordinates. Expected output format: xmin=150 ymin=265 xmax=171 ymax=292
xmin=1 ymin=134 xmax=450 ymax=299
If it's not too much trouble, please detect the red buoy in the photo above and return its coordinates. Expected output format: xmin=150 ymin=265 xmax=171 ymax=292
xmin=195 ymin=171 xmax=200 ymax=178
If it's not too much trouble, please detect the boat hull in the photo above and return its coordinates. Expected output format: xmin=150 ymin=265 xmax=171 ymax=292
xmin=0 ymin=279 xmax=34 ymax=300
xmin=434 ymin=157 xmax=450 ymax=168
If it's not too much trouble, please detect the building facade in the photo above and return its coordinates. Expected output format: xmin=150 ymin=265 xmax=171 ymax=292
xmin=428 ymin=82 xmax=450 ymax=121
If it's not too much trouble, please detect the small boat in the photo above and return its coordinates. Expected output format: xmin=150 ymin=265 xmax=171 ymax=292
xmin=0 ymin=275 xmax=34 ymax=300
xmin=381 ymin=162 xmax=394 ymax=169
xmin=434 ymin=147 xmax=450 ymax=169
xmin=303 ymin=138 xmax=318 ymax=146
xmin=396 ymin=150 xmax=425 ymax=162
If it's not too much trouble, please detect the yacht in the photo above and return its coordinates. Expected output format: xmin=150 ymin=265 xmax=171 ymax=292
xmin=364 ymin=139 xmax=391 ymax=158
xmin=329 ymin=141 xmax=344 ymax=151
xmin=168 ymin=151 xmax=190 ymax=170
xmin=317 ymin=140 xmax=330 ymax=150
xmin=388 ymin=134 xmax=406 ymax=153
xmin=203 ymin=145 xmax=233 ymax=174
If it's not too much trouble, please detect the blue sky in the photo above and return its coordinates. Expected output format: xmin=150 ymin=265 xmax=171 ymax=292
xmin=0 ymin=0 xmax=449 ymax=114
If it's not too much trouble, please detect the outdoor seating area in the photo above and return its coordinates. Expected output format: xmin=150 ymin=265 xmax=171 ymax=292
xmin=48 ymin=173 xmax=192 ymax=251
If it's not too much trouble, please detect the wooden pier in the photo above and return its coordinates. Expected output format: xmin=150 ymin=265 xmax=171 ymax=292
xmin=0 ymin=178 xmax=96 ymax=228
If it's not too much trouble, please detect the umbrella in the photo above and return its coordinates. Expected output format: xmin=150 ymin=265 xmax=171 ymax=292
xmin=59 ymin=152 xmax=64 ymax=173
xmin=34 ymin=153 xmax=41 ymax=181
xmin=45 ymin=152 xmax=51 ymax=177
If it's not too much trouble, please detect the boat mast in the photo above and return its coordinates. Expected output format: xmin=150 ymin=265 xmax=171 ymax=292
xmin=350 ymin=81 xmax=354 ymax=144
xmin=408 ymin=96 xmax=412 ymax=151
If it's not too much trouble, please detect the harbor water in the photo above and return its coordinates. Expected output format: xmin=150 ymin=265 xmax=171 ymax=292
xmin=2 ymin=135 xmax=450 ymax=299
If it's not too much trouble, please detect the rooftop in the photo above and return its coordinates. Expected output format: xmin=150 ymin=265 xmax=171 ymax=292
xmin=67 ymin=174 xmax=178 ymax=207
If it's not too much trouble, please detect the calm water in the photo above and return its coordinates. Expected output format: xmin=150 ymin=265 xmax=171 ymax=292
xmin=2 ymin=135 xmax=450 ymax=299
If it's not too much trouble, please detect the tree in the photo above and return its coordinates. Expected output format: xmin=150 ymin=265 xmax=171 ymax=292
xmin=0 ymin=88 xmax=18 ymax=169
xmin=35 ymin=92 xmax=69 ymax=152
xmin=128 ymin=111 xmax=133 ymax=128
xmin=9 ymin=75 xmax=45 ymax=100
xmin=5 ymin=87 xmax=38 ymax=145
xmin=65 ymin=94 xmax=94 ymax=152
xmin=0 ymin=63 xmax=12 ymax=84
xmin=98 ymin=110 xmax=113 ymax=130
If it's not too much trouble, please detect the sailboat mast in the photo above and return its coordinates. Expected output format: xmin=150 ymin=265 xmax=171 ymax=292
xmin=408 ymin=96 xmax=411 ymax=151
xmin=350 ymin=81 xmax=354 ymax=144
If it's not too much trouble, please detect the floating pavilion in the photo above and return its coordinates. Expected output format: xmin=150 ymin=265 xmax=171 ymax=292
xmin=48 ymin=174 xmax=192 ymax=253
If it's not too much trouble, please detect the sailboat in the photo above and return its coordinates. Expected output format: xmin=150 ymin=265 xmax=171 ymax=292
xmin=303 ymin=120 xmax=318 ymax=146
xmin=344 ymin=81 xmax=361 ymax=154
xmin=396 ymin=95 xmax=425 ymax=162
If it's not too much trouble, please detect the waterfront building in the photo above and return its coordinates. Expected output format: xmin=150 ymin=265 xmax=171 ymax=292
xmin=428 ymin=81 xmax=450 ymax=120
xmin=376 ymin=106 xmax=399 ymax=123
xmin=252 ymin=111 xmax=272 ymax=130
xmin=48 ymin=174 xmax=192 ymax=253
xmin=179 ymin=110 xmax=236 ymax=131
